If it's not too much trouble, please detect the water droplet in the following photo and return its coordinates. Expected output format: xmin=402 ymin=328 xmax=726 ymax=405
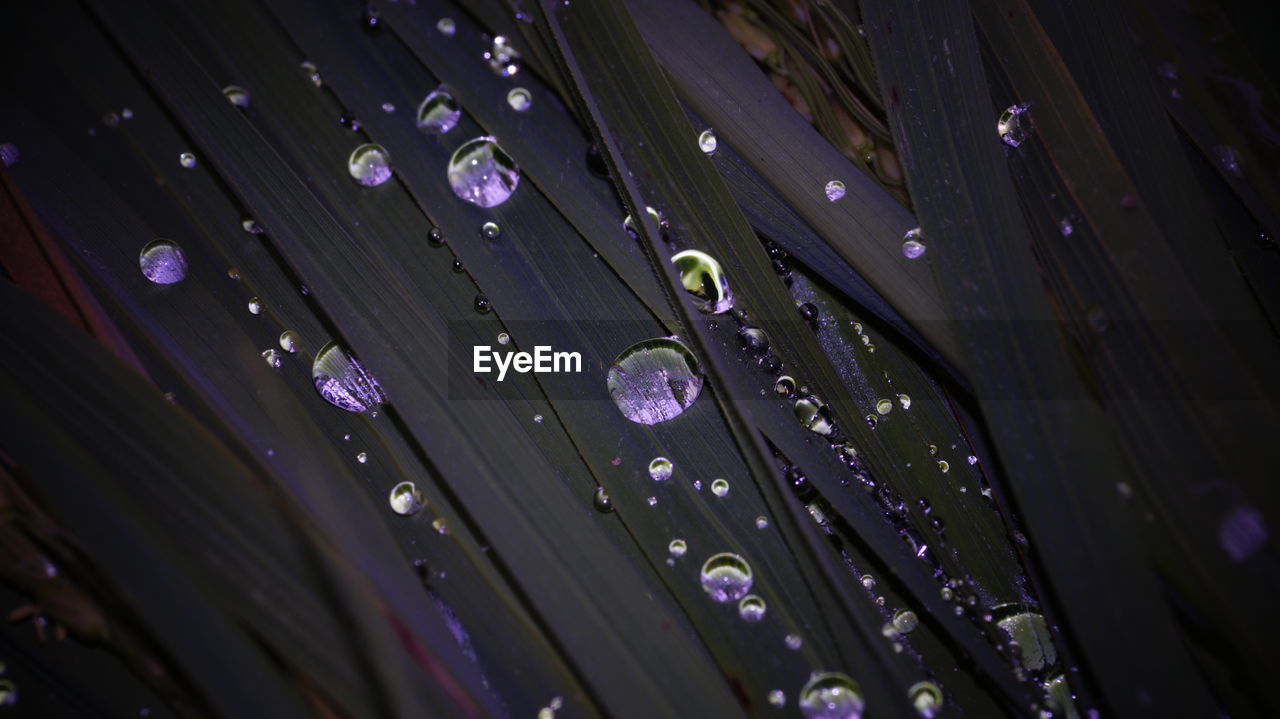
xmin=1214 ymin=144 xmax=1243 ymax=177
xmin=1058 ymin=218 xmax=1074 ymax=236
xmin=998 ymin=102 xmax=1033 ymax=147
xmin=389 ymin=481 xmax=425 ymax=515
xmin=247 ymin=297 xmax=262 ymax=315
xmin=785 ymin=634 xmax=803 ymax=650
xmin=622 ymin=206 xmax=668 ymax=239
xmin=179 ymin=152 xmax=197 ymax=169
xmin=452 ymin=259 xmax=465 ymax=273
xmin=139 ymin=240 xmax=189 ymax=284
xmin=507 ymin=87 xmax=532 ymax=112
xmin=896 ymin=393 xmax=911 ymax=410
xmin=301 ymin=61 xmax=323 ymax=87
xmin=312 ymin=341 xmax=386 ymax=413
xmin=222 ymin=85 xmax=250 ymax=108
xmin=348 ymin=143 xmax=392 ymax=187
xmin=437 ymin=18 xmax=456 ymax=36
xmin=0 ymin=680 xmax=16 ymax=707
xmin=774 ymin=375 xmax=796 ymax=397
xmin=875 ymin=399 xmax=893 ymax=415
xmin=648 ymin=457 xmax=673 ymax=481
xmin=378 ymin=102 xmax=396 ymax=114
xmin=416 ymin=86 xmax=461 ymax=134
xmin=937 ymin=460 xmax=949 ymax=473
xmin=711 ymin=478 xmax=729 ymax=497
xmin=698 ymin=129 xmax=717 ymax=154
xmin=447 ymin=136 xmax=520 ymax=207
xmin=825 ymin=180 xmax=846 ymax=202
xmin=799 ymin=672 xmax=865 ymax=719
xmin=242 ymin=218 xmax=263 ymax=234
xmin=279 ymin=330 xmax=301 ymax=353
xmin=794 ymin=396 xmax=835 ymax=436
xmin=481 ymin=221 xmax=501 ymax=239
xmin=769 ymin=689 xmax=786 ymax=708
xmin=262 ymin=349 xmax=282 ymax=368
xmin=607 ymin=337 xmax=703 ymax=424
xmin=738 ymin=594 xmax=766 ymax=622
xmin=668 ymin=539 xmax=687 ymax=557
xmin=996 ymin=609 xmax=1057 ymax=672
xmin=738 ymin=326 xmax=770 ymax=355
xmin=967 ymin=455 xmax=978 ymax=465
xmin=699 ymin=552 xmax=752 ymax=602
xmin=592 ymin=486 xmax=613 ymax=513
xmin=497 ymin=332 xmax=510 ymax=345
xmin=485 ymin=36 xmax=522 ymax=77
xmin=755 ymin=516 xmax=769 ymax=529
xmin=1220 ymin=505 xmax=1268 ymax=562
xmin=533 ymin=413 xmax=543 ymax=423
xmin=671 ymin=250 xmax=734 ymax=314
xmin=646 ymin=496 xmax=658 ymax=506
xmin=473 ymin=294 xmax=491 ymax=313
xmin=356 ymin=451 xmax=368 ymax=464
xmin=908 ymin=681 xmax=943 ymax=718
xmin=901 ymin=228 xmax=926 ymax=259
xmin=121 ymin=108 xmax=133 ymax=120
xmin=432 ymin=517 xmax=449 ymax=534
xmin=0 ymin=143 xmax=20 ymax=167
xmin=892 ymin=609 xmax=918 ymax=634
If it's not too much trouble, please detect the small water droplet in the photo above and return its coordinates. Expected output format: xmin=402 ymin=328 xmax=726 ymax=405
xmin=1214 ymin=144 xmax=1243 ymax=177
xmin=593 ymin=486 xmax=613 ymax=512
xmin=0 ymin=144 xmax=19 ymax=167
xmin=1220 ymin=505 xmax=1268 ymax=562
xmin=700 ymin=552 xmax=752 ymax=602
xmin=389 ymin=481 xmax=425 ymax=515
xmin=671 ymin=250 xmax=734 ymax=314
xmin=937 ymin=460 xmax=950 ymax=473
xmin=875 ymin=398 xmax=893 ymax=415
xmin=242 ymin=218 xmax=263 ymax=234
xmin=646 ymin=496 xmax=658 ymax=506
xmin=967 ymin=455 xmax=978 ymax=465
xmin=248 ymin=297 xmax=262 ymax=314
xmin=795 ymin=396 xmax=835 ymax=436
xmin=649 ymin=457 xmax=673 ymax=481
xmin=473 ymin=294 xmax=492 ymax=313
xmin=738 ymin=594 xmax=766 ymax=621
xmin=897 ymin=394 xmax=911 ymax=410
xmin=262 ymin=349 xmax=282 ymax=368
xmin=825 ymin=180 xmax=846 ymax=202
xmin=279 ymin=330 xmax=301 ymax=353
xmin=0 ymin=679 xmax=16 ymax=707
xmin=348 ymin=143 xmax=392 ymax=187
xmin=799 ymin=673 xmax=864 ymax=719
xmin=908 ymin=681 xmax=943 ymax=718
xmin=774 ymin=375 xmax=796 ymax=397
xmin=769 ymin=689 xmax=786 ymax=708
xmin=901 ymin=228 xmax=926 ymax=259
xmin=300 ymin=61 xmax=323 ymax=87
xmin=356 ymin=451 xmax=368 ymax=464
xmin=437 ymin=17 xmax=456 ymax=36
xmin=785 ymin=634 xmax=803 ymax=650
xmin=668 ymin=539 xmax=687 ymax=557
xmin=497 ymin=332 xmax=510 ymax=345
xmin=432 ymin=517 xmax=449 ymax=534
xmin=485 ymin=36 xmax=522 ymax=77
xmin=711 ymin=478 xmax=730 ymax=497
xmin=698 ymin=129 xmax=717 ymax=154
xmin=139 ymin=240 xmax=189 ymax=284
xmin=507 ymin=87 xmax=532 ymax=112
xmin=533 ymin=413 xmax=543 ymax=423
xmin=998 ymin=102 xmax=1033 ymax=147
xmin=448 ymin=136 xmax=520 ymax=207
xmin=179 ymin=152 xmax=197 ymax=169
xmin=607 ymin=337 xmax=703 ymax=424
xmin=755 ymin=516 xmax=769 ymax=529
xmin=892 ymin=609 xmax=918 ymax=634
xmin=417 ymin=86 xmax=461 ymax=134
xmin=481 ymin=221 xmax=501 ymax=239
xmin=1058 ymin=218 xmax=1074 ymax=236
xmin=222 ymin=85 xmax=250 ymax=108
xmin=312 ymin=341 xmax=386 ymax=413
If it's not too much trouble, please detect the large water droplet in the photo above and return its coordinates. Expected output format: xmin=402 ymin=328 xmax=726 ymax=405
xmin=607 ymin=337 xmax=703 ymax=425
xmin=794 ymin=396 xmax=835 ymax=436
xmin=799 ymin=673 xmax=865 ymax=719
xmin=671 ymin=250 xmax=733 ymax=314
xmin=348 ymin=143 xmax=392 ymax=187
xmin=139 ymin=240 xmax=189 ymax=284
xmin=698 ymin=129 xmax=717 ymax=154
xmin=485 ymin=36 xmax=522 ymax=77
xmin=997 ymin=102 xmax=1033 ymax=147
xmin=417 ymin=86 xmax=461 ymax=134
xmin=507 ymin=87 xmax=532 ymax=112
xmin=901 ymin=228 xmax=926 ymax=259
xmin=389 ymin=481 xmax=425 ymax=515
xmin=699 ymin=552 xmax=752 ymax=602
xmin=312 ymin=341 xmax=386 ymax=413
xmin=222 ymin=85 xmax=250 ymax=108
xmin=649 ymin=456 xmax=673 ymax=481
xmin=825 ymin=180 xmax=846 ymax=202
xmin=892 ymin=609 xmax=918 ymax=634
xmin=447 ymin=136 xmax=519 ymax=207
xmin=738 ymin=594 xmax=766 ymax=622
xmin=995 ymin=609 xmax=1057 ymax=672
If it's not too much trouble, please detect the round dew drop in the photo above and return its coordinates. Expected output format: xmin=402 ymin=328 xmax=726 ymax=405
xmin=311 ymin=341 xmax=386 ymax=413
xmin=699 ymin=552 xmax=752 ymax=602
xmin=649 ymin=457 xmax=673 ymax=481
xmin=348 ymin=143 xmax=392 ymax=187
xmin=902 ymin=228 xmax=926 ymax=259
xmin=607 ymin=337 xmax=703 ymax=425
xmin=389 ymin=481 xmax=425 ymax=515
xmin=668 ymin=539 xmax=687 ymax=557
xmin=279 ymin=330 xmax=301 ymax=353
xmin=436 ymin=17 xmax=456 ymax=36
xmin=447 ymin=136 xmax=520 ymax=207
xmin=507 ymin=87 xmax=532 ymax=112
xmin=698 ymin=129 xmax=717 ymax=154
xmin=139 ymin=239 xmax=189 ymax=284
xmin=179 ymin=152 xmax=197 ymax=169
xmin=481 ymin=221 xmax=501 ymax=240
xmin=997 ymin=102 xmax=1033 ymax=147
xmin=222 ymin=85 xmax=250 ymax=108
xmin=798 ymin=672 xmax=866 ymax=719
xmin=738 ymin=594 xmax=766 ymax=622
xmin=825 ymin=180 xmax=846 ymax=202
xmin=417 ymin=86 xmax=461 ymax=134
xmin=670 ymin=250 xmax=734 ymax=314
xmin=262 ymin=349 xmax=282 ymax=368
xmin=710 ymin=479 xmax=729 ymax=497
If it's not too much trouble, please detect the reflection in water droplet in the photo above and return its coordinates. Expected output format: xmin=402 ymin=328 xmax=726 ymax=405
xmin=668 ymin=539 xmax=687 ymax=557
xmin=738 ymin=595 xmax=766 ymax=622
xmin=902 ymin=228 xmax=926 ymax=259
xmin=769 ymin=690 xmax=786 ymax=708
xmin=794 ymin=396 xmax=835 ymax=436
xmin=799 ymin=672 xmax=865 ymax=719
xmin=998 ymin=102 xmax=1033 ymax=147
xmin=481 ymin=221 xmax=501 ymax=240
xmin=139 ymin=240 xmax=189 ymax=284
xmin=700 ymin=552 xmax=752 ymax=602
xmin=698 ymin=129 xmax=717 ymax=154
xmin=417 ymin=86 xmax=461 ymax=134
xmin=448 ymin=136 xmax=520 ymax=207
xmin=311 ymin=341 xmax=386 ymax=413
xmin=671 ymin=250 xmax=734 ymax=314
xmin=485 ymin=36 xmax=522 ymax=77
xmin=507 ymin=87 xmax=532 ymax=112
xmin=592 ymin=486 xmax=613 ymax=513
xmin=825 ymin=180 xmax=846 ymax=202
xmin=996 ymin=609 xmax=1057 ymax=672
xmin=348 ymin=143 xmax=392 ymax=187
xmin=607 ymin=337 xmax=703 ymax=424
xmin=908 ymin=681 xmax=943 ymax=718
xmin=262 ymin=349 xmax=282 ymax=368
xmin=179 ymin=152 xmax=197 ymax=169
xmin=711 ymin=479 xmax=729 ymax=497
xmin=389 ymin=481 xmax=425 ymax=515
xmin=437 ymin=18 xmax=456 ymax=36
xmin=649 ymin=457 xmax=673 ymax=481
xmin=222 ymin=85 xmax=250 ymax=108
xmin=248 ymin=297 xmax=262 ymax=315
xmin=279 ymin=330 xmax=301 ymax=353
